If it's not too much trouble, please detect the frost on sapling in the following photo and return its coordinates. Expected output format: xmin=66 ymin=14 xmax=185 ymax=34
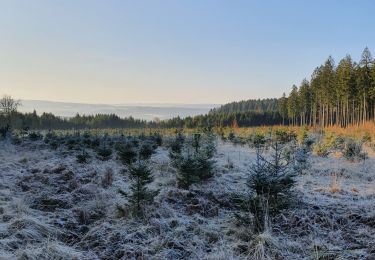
xmin=274 ymin=129 xmax=296 ymax=144
xmin=117 ymin=141 xmax=138 ymax=165
xmin=117 ymin=160 xmax=158 ymax=218
xmin=298 ymin=128 xmax=314 ymax=150
xmin=128 ymin=162 xmax=158 ymax=217
xmin=291 ymin=130 xmax=314 ymax=174
xmin=293 ymin=146 xmax=310 ymax=174
xmin=76 ymin=149 xmax=90 ymax=164
xmin=168 ymin=129 xmax=185 ymax=162
xmin=313 ymin=133 xmax=343 ymax=157
xmin=96 ymin=145 xmax=112 ymax=161
xmin=342 ymin=138 xmax=368 ymax=162
xmin=174 ymin=151 xmax=201 ymax=189
xmin=139 ymin=141 xmax=156 ymax=160
xmin=117 ymin=137 xmax=158 ymax=218
xmin=227 ymin=131 xmax=235 ymax=142
xmin=235 ymin=140 xmax=297 ymax=233
xmin=28 ymin=131 xmax=43 ymax=141
xmin=248 ymin=131 xmax=266 ymax=149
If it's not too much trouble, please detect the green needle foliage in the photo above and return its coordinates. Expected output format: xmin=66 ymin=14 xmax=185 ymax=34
xmin=126 ymin=161 xmax=158 ymax=217
xmin=139 ymin=141 xmax=156 ymax=160
xmin=96 ymin=146 xmax=112 ymax=161
xmin=192 ymin=133 xmax=201 ymax=152
xmin=76 ymin=149 xmax=90 ymax=164
xmin=169 ymin=129 xmax=185 ymax=157
xmin=175 ymin=153 xmax=201 ymax=189
xmin=342 ymin=139 xmax=367 ymax=162
xmin=117 ymin=142 xmax=138 ymax=165
xmin=171 ymin=131 xmax=216 ymax=189
xmin=236 ymin=141 xmax=297 ymax=233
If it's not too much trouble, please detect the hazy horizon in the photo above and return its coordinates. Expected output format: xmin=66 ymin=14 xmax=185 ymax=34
xmin=1 ymin=1 xmax=374 ymax=104
xmin=18 ymin=99 xmax=219 ymax=120
xmin=20 ymin=98 xmax=221 ymax=107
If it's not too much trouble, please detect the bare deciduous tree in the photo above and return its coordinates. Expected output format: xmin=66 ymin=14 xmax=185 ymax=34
xmin=0 ymin=95 xmax=21 ymax=116
xmin=0 ymin=95 xmax=21 ymax=138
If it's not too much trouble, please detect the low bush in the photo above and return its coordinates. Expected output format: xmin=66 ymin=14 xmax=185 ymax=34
xmin=101 ymin=168 xmax=114 ymax=188
xmin=342 ymin=139 xmax=367 ymax=162
xmin=82 ymin=132 xmax=92 ymax=146
xmin=50 ymin=140 xmax=59 ymax=150
xmin=96 ymin=146 xmax=112 ymax=161
xmin=151 ymin=133 xmax=163 ymax=146
xmin=248 ymin=132 xmax=266 ymax=148
xmin=293 ymin=146 xmax=310 ymax=174
xmin=65 ymin=136 xmax=80 ymax=150
xmin=362 ymin=132 xmax=372 ymax=143
xmin=275 ymin=129 xmax=296 ymax=144
xmin=11 ymin=135 xmax=22 ymax=145
xmin=297 ymin=129 xmax=314 ymax=149
xmin=29 ymin=131 xmax=43 ymax=141
xmin=169 ymin=130 xmax=185 ymax=156
xmin=90 ymin=137 xmax=101 ymax=148
xmin=312 ymin=142 xmax=330 ymax=157
xmin=0 ymin=125 xmax=10 ymax=139
xmin=324 ymin=133 xmax=345 ymax=150
xmin=117 ymin=142 xmax=138 ymax=165
xmin=77 ymin=150 xmax=90 ymax=164
xmin=139 ymin=141 xmax=156 ymax=160
xmin=227 ymin=131 xmax=235 ymax=142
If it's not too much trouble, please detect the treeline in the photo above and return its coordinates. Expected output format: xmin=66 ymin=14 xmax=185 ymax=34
xmin=210 ymin=98 xmax=280 ymax=114
xmin=1 ymin=111 xmax=148 ymax=130
xmin=281 ymin=47 xmax=375 ymax=127
xmin=2 ymin=110 xmax=283 ymax=130
xmin=159 ymin=111 xmax=283 ymax=128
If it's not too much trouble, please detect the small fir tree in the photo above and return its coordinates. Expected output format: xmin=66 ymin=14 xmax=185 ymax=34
xmin=77 ymin=149 xmax=90 ymax=163
xmin=117 ymin=142 xmax=138 ymax=165
xmin=169 ymin=130 xmax=185 ymax=161
xmin=236 ymin=141 xmax=297 ymax=233
xmin=139 ymin=141 xmax=155 ymax=160
xmin=96 ymin=145 xmax=112 ymax=161
xmin=119 ymin=161 xmax=158 ymax=217
xmin=172 ymin=132 xmax=216 ymax=189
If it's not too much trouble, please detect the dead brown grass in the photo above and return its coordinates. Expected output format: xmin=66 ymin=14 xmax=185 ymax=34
xmin=217 ymin=122 xmax=375 ymax=143
xmin=329 ymin=173 xmax=341 ymax=194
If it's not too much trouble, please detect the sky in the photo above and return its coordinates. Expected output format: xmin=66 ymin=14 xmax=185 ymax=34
xmin=0 ymin=0 xmax=374 ymax=105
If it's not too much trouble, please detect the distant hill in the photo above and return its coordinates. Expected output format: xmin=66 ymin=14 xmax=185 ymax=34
xmin=19 ymin=100 xmax=219 ymax=121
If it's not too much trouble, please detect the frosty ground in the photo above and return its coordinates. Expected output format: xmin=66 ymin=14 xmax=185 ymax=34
xmin=0 ymin=138 xmax=374 ymax=259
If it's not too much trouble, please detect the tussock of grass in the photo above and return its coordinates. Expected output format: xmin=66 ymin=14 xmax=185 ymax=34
xmin=329 ymin=173 xmax=341 ymax=194
xmin=247 ymin=231 xmax=280 ymax=260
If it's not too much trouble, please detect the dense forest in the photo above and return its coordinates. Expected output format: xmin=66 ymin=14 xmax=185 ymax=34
xmin=281 ymin=47 xmax=375 ymax=127
xmin=160 ymin=110 xmax=283 ymax=128
xmin=209 ymin=47 xmax=375 ymax=127
xmin=209 ymin=98 xmax=280 ymax=114
xmin=1 ymin=48 xmax=375 ymax=129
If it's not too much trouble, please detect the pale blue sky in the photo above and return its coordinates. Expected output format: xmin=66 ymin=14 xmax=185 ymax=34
xmin=0 ymin=0 xmax=374 ymax=104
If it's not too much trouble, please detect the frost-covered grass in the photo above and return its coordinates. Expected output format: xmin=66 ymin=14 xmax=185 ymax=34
xmin=0 ymin=133 xmax=374 ymax=259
